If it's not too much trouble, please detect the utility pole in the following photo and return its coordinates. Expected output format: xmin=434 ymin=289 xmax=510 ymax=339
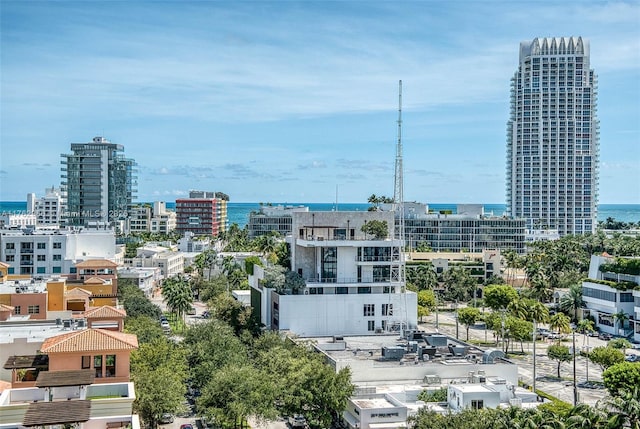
xmin=533 ymin=320 xmax=537 ymax=393
xmin=455 ymin=300 xmax=459 ymax=339
xmin=572 ymin=329 xmax=578 ymax=406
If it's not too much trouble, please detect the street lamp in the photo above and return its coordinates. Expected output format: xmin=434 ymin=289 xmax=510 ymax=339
xmin=532 ymin=320 xmax=537 ymax=393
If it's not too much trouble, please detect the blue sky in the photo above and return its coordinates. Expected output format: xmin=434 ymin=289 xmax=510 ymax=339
xmin=1 ymin=1 xmax=639 ymax=204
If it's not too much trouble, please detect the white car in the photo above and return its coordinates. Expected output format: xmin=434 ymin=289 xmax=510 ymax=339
xmin=288 ymin=415 xmax=307 ymax=428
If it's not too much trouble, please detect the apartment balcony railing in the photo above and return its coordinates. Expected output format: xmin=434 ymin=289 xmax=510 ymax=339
xmin=304 ymin=276 xmax=392 ymax=284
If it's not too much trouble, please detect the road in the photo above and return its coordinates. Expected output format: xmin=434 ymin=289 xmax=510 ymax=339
xmin=420 ymin=310 xmax=640 ymax=405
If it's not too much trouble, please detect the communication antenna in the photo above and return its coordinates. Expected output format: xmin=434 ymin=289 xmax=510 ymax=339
xmin=390 ymin=80 xmax=408 ymax=338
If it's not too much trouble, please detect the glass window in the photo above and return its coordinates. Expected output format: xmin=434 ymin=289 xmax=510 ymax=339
xmin=37 ymin=243 xmax=46 ymax=249
xmin=382 ymin=304 xmax=393 ymax=316
xmin=52 ymin=267 xmax=62 ymax=274
xmin=336 ymin=287 xmax=348 ymax=295
xmin=357 ymin=287 xmax=371 ymax=294
xmin=5 ymin=243 xmax=14 ymax=249
xmin=471 ymin=400 xmax=484 ymax=410
xmin=14 ymin=306 xmax=21 ymax=315
xmin=105 ymin=355 xmax=116 ymax=377
xmin=28 ymin=305 xmax=40 ymax=314
xmin=367 ymin=320 xmax=375 ymax=331
xmin=82 ymin=355 xmax=91 ymax=369
xmin=94 ymin=355 xmax=103 ymax=378
xmin=363 ymin=304 xmax=375 ymax=317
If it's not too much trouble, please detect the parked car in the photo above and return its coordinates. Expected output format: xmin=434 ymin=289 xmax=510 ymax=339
xmin=187 ymin=306 xmax=197 ymax=315
xmin=180 ymin=425 xmax=194 ymax=429
xmin=289 ymin=415 xmax=307 ymax=428
xmin=587 ymin=330 xmax=600 ymax=337
xmin=598 ymin=333 xmax=612 ymax=341
xmin=159 ymin=413 xmax=174 ymax=424
xmin=625 ymin=354 xmax=638 ymax=362
xmin=201 ymin=311 xmax=210 ymax=319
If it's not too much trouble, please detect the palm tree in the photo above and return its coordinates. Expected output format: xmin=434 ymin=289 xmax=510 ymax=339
xmin=550 ymin=313 xmax=571 ymax=339
xmin=603 ymin=387 xmax=640 ymax=429
xmin=559 ymin=283 xmax=584 ymax=322
xmin=565 ymin=403 xmax=608 ymax=429
xmin=613 ymin=310 xmax=630 ymax=336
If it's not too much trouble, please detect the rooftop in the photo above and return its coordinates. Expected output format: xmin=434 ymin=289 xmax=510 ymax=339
xmin=41 ymin=328 xmax=138 ymax=353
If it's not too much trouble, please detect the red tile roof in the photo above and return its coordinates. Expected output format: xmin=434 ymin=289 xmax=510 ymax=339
xmin=40 ymin=328 xmax=138 ymax=353
xmin=75 ymin=259 xmax=118 ymax=269
xmin=83 ymin=305 xmax=126 ymax=319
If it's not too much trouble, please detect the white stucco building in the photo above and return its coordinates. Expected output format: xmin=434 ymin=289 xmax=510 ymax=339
xmin=126 ymin=245 xmax=184 ymax=279
xmin=582 ymin=254 xmax=639 ymax=338
xmin=0 ymin=227 xmax=116 ymax=276
xmin=250 ymin=210 xmax=417 ymax=337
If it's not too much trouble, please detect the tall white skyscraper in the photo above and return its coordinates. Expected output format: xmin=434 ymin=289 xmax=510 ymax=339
xmin=506 ymin=37 xmax=599 ymax=236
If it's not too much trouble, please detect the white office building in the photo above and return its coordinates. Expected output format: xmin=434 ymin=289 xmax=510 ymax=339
xmin=27 ymin=187 xmax=66 ymax=226
xmin=250 ymin=211 xmax=417 ymax=337
xmin=582 ymin=254 xmax=638 ymax=337
xmin=506 ymin=37 xmax=599 ymax=236
xmin=0 ymin=227 xmax=116 ymax=276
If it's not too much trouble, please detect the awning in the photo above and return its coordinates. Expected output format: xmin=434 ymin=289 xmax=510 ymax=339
xmin=36 ymin=369 xmax=95 ymax=387
xmin=3 ymin=355 xmax=49 ymax=370
xmin=23 ymin=400 xmax=91 ymax=426
xmin=369 ymin=422 xmax=408 ymax=429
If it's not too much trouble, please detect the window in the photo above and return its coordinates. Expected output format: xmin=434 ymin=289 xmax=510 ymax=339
xmin=382 ymin=304 xmax=393 ymax=316
xmin=52 ymin=254 xmax=61 ymax=261
xmin=37 ymin=255 xmax=46 ymax=261
xmin=383 ymin=286 xmax=396 ymax=294
xmin=37 ymin=267 xmax=46 ymax=274
xmin=53 ymin=242 xmax=62 ymax=249
xmin=37 ymin=243 xmax=46 ymax=249
xmin=52 ymin=267 xmax=61 ymax=274
xmin=357 ymin=286 xmax=371 ymax=294
xmin=363 ymin=304 xmax=375 ymax=317
xmin=28 ymin=305 xmax=40 ymax=314
xmin=94 ymin=355 xmax=103 ymax=378
xmin=5 ymin=243 xmax=14 ymax=250
xmin=82 ymin=356 xmax=91 ymax=369
xmin=105 ymin=355 xmax=116 ymax=377
xmin=336 ymin=287 xmax=348 ymax=295
xmin=6 ymin=255 xmax=14 ymax=262
xmin=471 ymin=400 xmax=484 ymax=410
xmin=367 ymin=320 xmax=375 ymax=331
xmin=14 ymin=306 xmax=21 ymax=315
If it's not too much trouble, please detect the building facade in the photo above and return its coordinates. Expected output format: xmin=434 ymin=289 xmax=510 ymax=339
xmin=247 ymin=205 xmax=309 ymax=239
xmin=27 ymin=187 xmax=66 ymax=226
xmin=175 ymin=190 xmax=228 ymax=237
xmin=506 ymin=37 xmax=599 ymax=236
xmin=582 ymin=254 xmax=639 ymax=339
xmin=61 ymin=136 xmax=137 ymax=226
xmin=0 ymin=227 xmax=116 ymax=276
xmin=250 ymin=211 xmax=418 ymax=337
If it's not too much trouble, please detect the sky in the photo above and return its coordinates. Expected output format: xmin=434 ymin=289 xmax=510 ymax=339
xmin=1 ymin=1 xmax=639 ymax=204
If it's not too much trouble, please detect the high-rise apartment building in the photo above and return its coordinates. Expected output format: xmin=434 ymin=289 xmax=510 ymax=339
xmin=176 ymin=190 xmax=228 ymax=236
xmin=506 ymin=37 xmax=599 ymax=236
xmin=61 ymin=137 xmax=137 ymax=226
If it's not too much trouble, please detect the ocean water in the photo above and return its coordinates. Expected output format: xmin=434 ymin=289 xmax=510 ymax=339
xmin=1 ymin=201 xmax=638 ymax=229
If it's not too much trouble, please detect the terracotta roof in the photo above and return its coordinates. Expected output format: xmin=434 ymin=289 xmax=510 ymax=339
xmin=65 ymin=287 xmax=92 ymax=298
xmin=41 ymin=328 xmax=138 ymax=353
xmin=83 ymin=305 xmax=126 ymax=319
xmin=75 ymin=259 xmax=118 ymax=269
xmin=84 ymin=276 xmax=108 ymax=284
xmin=23 ymin=400 xmax=91 ymax=426
xmin=0 ymin=303 xmax=15 ymax=311
xmin=36 ymin=369 xmax=94 ymax=387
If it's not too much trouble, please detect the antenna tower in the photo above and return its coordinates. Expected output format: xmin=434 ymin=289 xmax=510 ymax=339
xmin=391 ymin=80 xmax=408 ymax=336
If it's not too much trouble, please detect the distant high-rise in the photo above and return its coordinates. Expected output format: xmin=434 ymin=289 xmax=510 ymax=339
xmin=176 ymin=190 xmax=228 ymax=237
xmin=506 ymin=37 xmax=599 ymax=236
xmin=61 ymin=136 xmax=137 ymax=226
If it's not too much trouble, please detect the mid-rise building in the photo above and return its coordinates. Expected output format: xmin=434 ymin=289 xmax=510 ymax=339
xmin=250 ymin=210 xmax=417 ymax=337
xmin=61 ymin=136 xmax=137 ymax=226
xmin=175 ymin=190 xmax=228 ymax=236
xmin=582 ymin=254 xmax=639 ymax=339
xmin=506 ymin=37 xmax=599 ymax=236
xmin=247 ymin=204 xmax=309 ymax=239
xmin=150 ymin=201 xmax=176 ymax=234
xmin=126 ymin=244 xmax=184 ymax=279
xmin=27 ymin=187 xmax=66 ymax=226
xmin=0 ymin=227 xmax=116 ymax=276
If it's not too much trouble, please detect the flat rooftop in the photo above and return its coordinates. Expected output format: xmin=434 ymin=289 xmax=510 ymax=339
xmin=0 ymin=322 xmax=86 ymax=345
xmin=353 ymin=396 xmax=397 ymax=409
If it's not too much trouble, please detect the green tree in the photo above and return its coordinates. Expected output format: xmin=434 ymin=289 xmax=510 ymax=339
xmin=608 ymin=338 xmax=631 ymax=350
xmin=285 ymin=270 xmax=306 ymax=294
xmin=262 ymin=265 xmax=286 ymax=292
xmin=361 ymin=220 xmax=389 ymax=239
xmin=417 ymin=388 xmax=447 ymax=402
xmin=549 ymin=313 xmax=571 ymax=338
xmin=417 ymin=289 xmax=436 ymax=322
xmin=588 ymin=346 xmax=625 ymax=371
xmin=603 ymin=362 xmax=640 ymax=398
xmin=407 ymin=264 xmax=438 ymax=291
xmin=244 ymin=255 xmax=263 ymax=275
xmin=457 ymin=307 xmax=481 ymax=341
xmin=162 ymin=275 xmax=193 ymax=327
xmin=131 ymin=339 xmax=188 ymax=428
xmin=602 ymin=387 xmax=640 ymax=429
xmin=211 ymin=293 xmax=263 ymax=340
xmin=441 ymin=266 xmax=476 ymax=302
xmin=547 ymin=344 xmax=572 ymax=378
xmin=559 ymin=283 xmax=584 ymax=322
xmin=483 ymin=284 xmax=518 ymax=311
xmin=505 ymin=316 xmax=533 ymax=354
xmin=613 ymin=310 xmax=630 ymax=336
xmin=125 ymin=315 xmax=165 ymax=344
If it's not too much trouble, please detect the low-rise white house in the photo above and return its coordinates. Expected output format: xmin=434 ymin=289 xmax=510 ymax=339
xmin=582 ymin=254 xmax=639 ymax=337
xmin=126 ymin=245 xmax=184 ymax=279
xmin=117 ymin=267 xmax=162 ymax=297
xmin=250 ymin=211 xmax=417 ymax=337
